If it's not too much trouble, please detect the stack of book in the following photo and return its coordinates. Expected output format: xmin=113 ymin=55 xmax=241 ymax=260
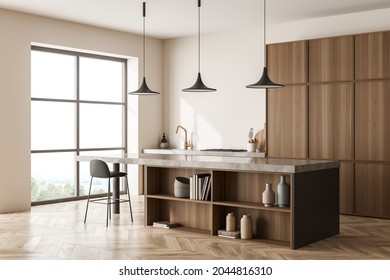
xmin=189 ymin=173 xmax=211 ymax=200
xmin=218 ymin=229 xmax=241 ymax=239
xmin=152 ymin=221 xmax=180 ymax=229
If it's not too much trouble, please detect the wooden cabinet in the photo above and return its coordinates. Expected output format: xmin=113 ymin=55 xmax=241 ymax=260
xmin=355 ymin=81 xmax=390 ymax=161
xmin=144 ymin=165 xmax=339 ymax=249
xmin=355 ymin=163 xmax=390 ymax=218
xmin=267 ymin=40 xmax=308 ymax=85
xmin=339 ymin=162 xmax=354 ymax=215
xmin=309 ymin=36 xmax=354 ymax=83
xmin=267 ymin=31 xmax=390 ymax=219
xmin=267 ymin=85 xmax=308 ymax=159
xmin=355 ymin=31 xmax=390 ymax=80
xmin=309 ymin=84 xmax=354 ymax=160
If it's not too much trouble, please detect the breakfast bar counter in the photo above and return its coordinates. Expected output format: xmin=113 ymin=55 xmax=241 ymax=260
xmin=76 ymin=153 xmax=340 ymax=249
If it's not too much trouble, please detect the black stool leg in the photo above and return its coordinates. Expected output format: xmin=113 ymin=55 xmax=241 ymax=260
xmin=125 ymin=176 xmax=133 ymax=223
xmin=84 ymin=177 xmax=93 ymax=224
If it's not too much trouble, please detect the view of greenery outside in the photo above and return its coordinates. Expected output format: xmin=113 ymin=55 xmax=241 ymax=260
xmin=31 ymin=177 xmax=106 ymax=202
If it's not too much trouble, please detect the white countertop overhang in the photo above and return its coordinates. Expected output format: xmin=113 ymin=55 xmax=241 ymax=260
xmin=76 ymin=153 xmax=339 ymax=174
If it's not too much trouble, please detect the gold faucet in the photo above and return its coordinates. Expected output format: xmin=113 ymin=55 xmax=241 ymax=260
xmin=176 ymin=125 xmax=191 ymax=149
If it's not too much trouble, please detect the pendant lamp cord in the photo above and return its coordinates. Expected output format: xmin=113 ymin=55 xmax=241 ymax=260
xmin=198 ymin=0 xmax=201 ymax=73
xmin=263 ymin=0 xmax=266 ymax=66
xmin=143 ymin=2 xmax=146 ymax=78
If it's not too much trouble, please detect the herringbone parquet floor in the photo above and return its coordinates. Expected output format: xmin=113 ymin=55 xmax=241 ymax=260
xmin=1 ymin=195 xmax=390 ymax=260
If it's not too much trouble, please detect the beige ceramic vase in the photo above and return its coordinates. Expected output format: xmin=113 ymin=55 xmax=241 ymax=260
xmin=226 ymin=213 xmax=236 ymax=231
xmin=262 ymin=183 xmax=275 ymax=207
xmin=240 ymin=214 xmax=253 ymax=239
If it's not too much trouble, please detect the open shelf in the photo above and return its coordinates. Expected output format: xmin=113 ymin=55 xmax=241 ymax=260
xmin=144 ymin=164 xmax=339 ymax=249
xmin=212 ymin=200 xmax=291 ymax=213
xmin=147 ymin=194 xmax=211 ymax=204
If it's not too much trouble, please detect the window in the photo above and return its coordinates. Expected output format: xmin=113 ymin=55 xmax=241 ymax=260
xmin=31 ymin=46 xmax=127 ymax=203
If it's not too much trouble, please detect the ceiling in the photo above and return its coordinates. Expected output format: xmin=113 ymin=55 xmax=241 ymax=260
xmin=1 ymin=0 xmax=390 ymax=39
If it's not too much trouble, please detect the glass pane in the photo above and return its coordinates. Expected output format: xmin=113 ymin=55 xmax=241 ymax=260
xmin=31 ymin=101 xmax=75 ymax=150
xmin=79 ymin=104 xmax=123 ymax=148
xmin=31 ymin=50 xmax=76 ymax=99
xmin=79 ymin=57 xmax=123 ymax=102
xmin=31 ymin=152 xmax=75 ymax=202
xmin=79 ymin=150 xmax=125 ymax=195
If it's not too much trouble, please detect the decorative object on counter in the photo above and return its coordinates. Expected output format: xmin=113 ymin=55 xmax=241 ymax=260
xmin=174 ymin=177 xmax=190 ymax=198
xmin=255 ymin=123 xmax=266 ymax=152
xmin=262 ymin=183 xmax=275 ymax=207
xmin=160 ymin=133 xmax=169 ymax=149
xmin=226 ymin=212 xmax=236 ymax=231
xmin=218 ymin=229 xmax=240 ymax=239
xmin=246 ymin=0 xmax=283 ymax=89
xmin=277 ymin=175 xmax=290 ymax=207
xmin=182 ymin=0 xmax=216 ymax=92
xmin=128 ymin=2 xmax=159 ymax=95
xmin=240 ymin=214 xmax=253 ymax=240
xmin=247 ymin=127 xmax=257 ymax=152
xmin=153 ymin=221 xmax=180 ymax=228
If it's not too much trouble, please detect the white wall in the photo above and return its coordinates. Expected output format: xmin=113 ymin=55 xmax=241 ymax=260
xmin=164 ymin=28 xmax=267 ymax=150
xmin=0 ymin=8 xmax=163 ymax=213
xmin=163 ymin=7 xmax=390 ymax=150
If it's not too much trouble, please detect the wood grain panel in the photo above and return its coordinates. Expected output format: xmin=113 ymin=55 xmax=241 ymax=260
xmin=267 ymin=85 xmax=308 ymax=158
xmin=267 ymin=40 xmax=308 ymax=85
xmin=355 ymin=163 xmax=390 ymax=218
xmin=339 ymin=162 xmax=354 ymax=215
xmin=309 ymin=36 xmax=354 ymax=82
xmin=148 ymin=199 xmax=212 ymax=231
xmin=355 ymin=31 xmax=390 ymax=80
xmin=355 ymin=81 xmax=390 ymax=161
xmin=309 ymin=83 xmax=354 ymax=160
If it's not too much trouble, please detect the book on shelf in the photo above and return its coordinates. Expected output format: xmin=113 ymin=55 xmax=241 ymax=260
xmin=189 ymin=173 xmax=211 ymax=201
xmin=152 ymin=221 xmax=180 ymax=228
xmin=217 ymin=229 xmax=241 ymax=239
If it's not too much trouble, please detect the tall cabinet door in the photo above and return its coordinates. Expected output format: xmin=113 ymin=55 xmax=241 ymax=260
xmin=267 ymin=86 xmax=308 ymax=158
xmin=355 ymin=163 xmax=390 ymax=218
xmin=309 ymin=36 xmax=354 ymax=83
xmin=267 ymin=41 xmax=308 ymax=159
xmin=267 ymin=40 xmax=308 ymax=85
xmin=355 ymin=31 xmax=390 ymax=80
xmin=355 ymin=81 xmax=390 ymax=162
xmin=309 ymin=84 xmax=354 ymax=160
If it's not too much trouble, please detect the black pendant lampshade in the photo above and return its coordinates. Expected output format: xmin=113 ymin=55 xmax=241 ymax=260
xmin=129 ymin=2 xmax=159 ymax=95
xmin=183 ymin=0 xmax=216 ymax=92
xmin=246 ymin=0 xmax=283 ymax=89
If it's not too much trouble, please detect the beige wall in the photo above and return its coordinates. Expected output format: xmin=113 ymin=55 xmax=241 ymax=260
xmin=163 ymin=7 xmax=390 ymax=150
xmin=0 ymin=8 xmax=163 ymax=213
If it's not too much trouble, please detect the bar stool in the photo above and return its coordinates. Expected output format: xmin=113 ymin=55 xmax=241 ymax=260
xmin=84 ymin=159 xmax=133 ymax=227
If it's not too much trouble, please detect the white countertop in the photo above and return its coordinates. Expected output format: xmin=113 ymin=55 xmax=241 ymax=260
xmin=76 ymin=153 xmax=339 ymax=174
xmin=142 ymin=148 xmax=266 ymax=158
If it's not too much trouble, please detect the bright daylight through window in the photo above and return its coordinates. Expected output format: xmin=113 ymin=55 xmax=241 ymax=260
xmin=31 ymin=47 xmax=127 ymax=203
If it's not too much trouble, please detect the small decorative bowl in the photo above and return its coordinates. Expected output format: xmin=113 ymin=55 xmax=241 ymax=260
xmin=174 ymin=177 xmax=190 ymax=198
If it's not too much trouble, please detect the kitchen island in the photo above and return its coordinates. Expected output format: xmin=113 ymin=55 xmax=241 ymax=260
xmin=76 ymin=153 xmax=339 ymax=249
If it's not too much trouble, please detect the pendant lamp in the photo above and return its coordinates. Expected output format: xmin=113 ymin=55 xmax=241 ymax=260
xmin=129 ymin=2 xmax=159 ymax=95
xmin=246 ymin=0 xmax=283 ymax=89
xmin=183 ymin=0 xmax=216 ymax=92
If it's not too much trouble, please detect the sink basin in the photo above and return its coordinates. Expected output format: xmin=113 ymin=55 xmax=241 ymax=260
xmin=200 ymin=148 xmax=247 ymax=152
